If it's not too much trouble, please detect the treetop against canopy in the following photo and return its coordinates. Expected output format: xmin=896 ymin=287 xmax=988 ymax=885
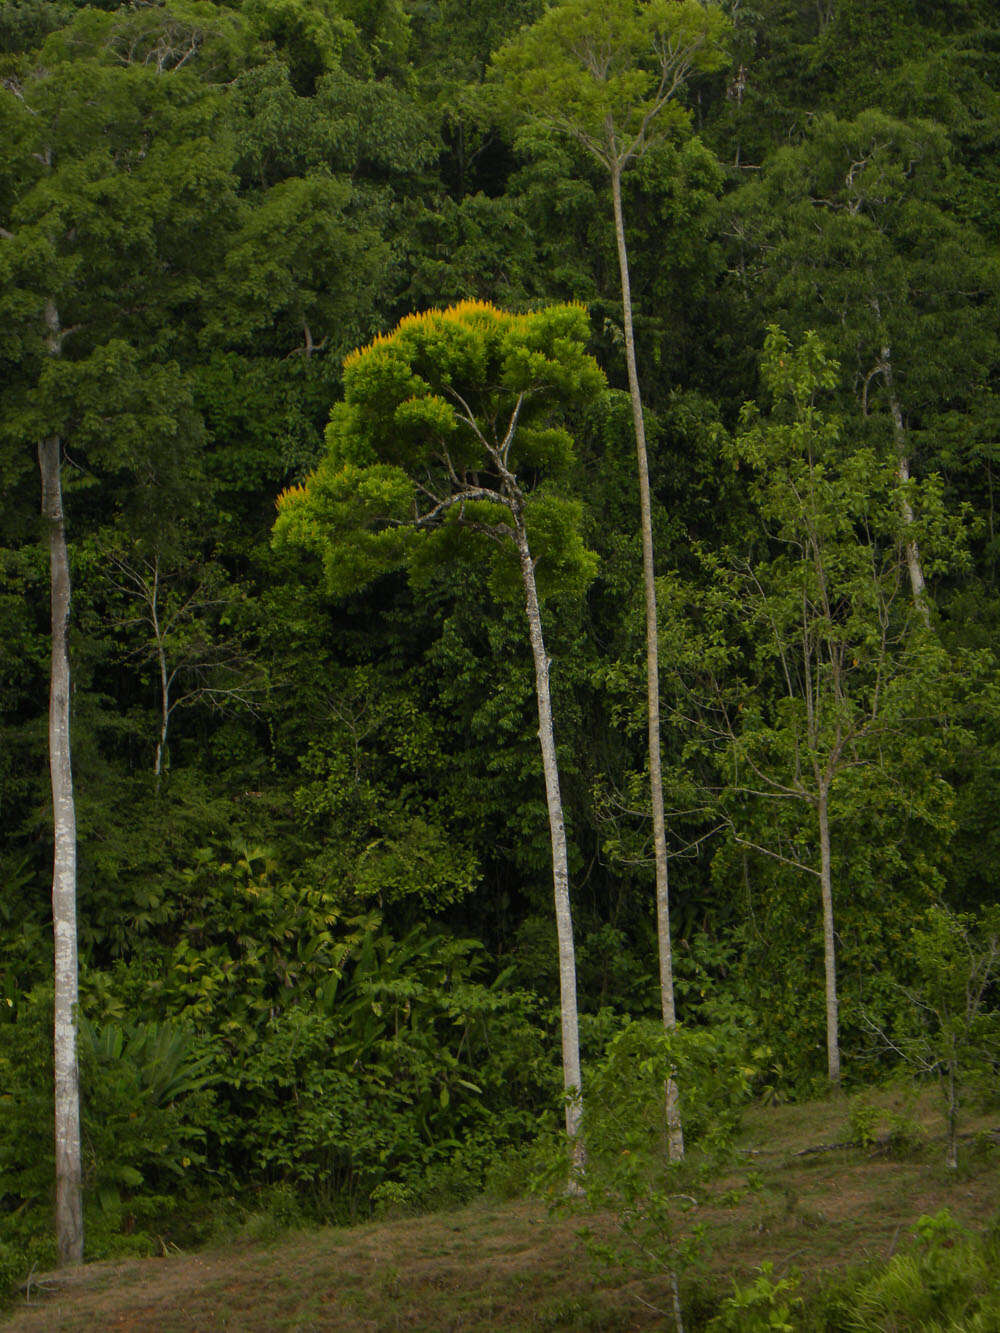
xmin=276 ymin=298 xmax=603 ymax=505
xmin=336 ymin=298 xmax=601 ymax=402
xmin=490 ymin=0 xmax=730 ymax=167
xmin=341 ymin=298 xmax=536 ymax=366
xmin=273 ymin=300 xmax=605 ymax=599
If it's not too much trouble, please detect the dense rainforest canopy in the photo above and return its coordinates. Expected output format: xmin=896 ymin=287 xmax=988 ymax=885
xmin=2 ymin=0 xmax=1000 ymax=1277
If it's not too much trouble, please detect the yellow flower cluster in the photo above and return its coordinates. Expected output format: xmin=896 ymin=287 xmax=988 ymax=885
xmin=342 ymin=300 xmax=591 ymax=371
xmin=343 ymin=300 xmax=514 ymax=369
xmin=275 ymin=480 xmax=309 ymax=511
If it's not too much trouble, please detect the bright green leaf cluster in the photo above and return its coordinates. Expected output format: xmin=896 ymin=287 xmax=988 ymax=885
xmin=274 ymin=300 xmax=606 ymax=601
xmin=491 ymin=0 xmax=730 ymax=162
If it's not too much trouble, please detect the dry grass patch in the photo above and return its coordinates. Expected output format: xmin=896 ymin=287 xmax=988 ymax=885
xmin=2 ymin=1204 xmax=668 ymax=1332
xmin=4 ymin=1092 xmax=999 ymax=1331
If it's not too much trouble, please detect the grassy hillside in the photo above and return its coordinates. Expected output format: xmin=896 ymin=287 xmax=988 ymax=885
xmin=4 ymin=1091 xmax=998 ymax=1331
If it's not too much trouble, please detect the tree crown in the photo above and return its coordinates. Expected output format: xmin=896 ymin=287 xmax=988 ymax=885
xmin=274 ymin=300 xmax=605 ymax=599
xmin=491 ymin=0 xmax=730 ymax=169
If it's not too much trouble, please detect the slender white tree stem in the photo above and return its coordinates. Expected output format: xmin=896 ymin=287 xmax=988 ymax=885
xmin=817 ymin=783 xmax=840 ymax=1086
xmin=879 ymin=345 xmax=930 ymax=626
xmin=512 ymin=509 xmax=584 ymax=1170
xmin=611 ymin=162 xmax=684 ymax=1160
xmin=40 ymin=429 xmax=84 ymax=1265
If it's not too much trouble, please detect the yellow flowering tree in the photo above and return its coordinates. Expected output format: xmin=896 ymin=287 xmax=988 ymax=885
xmin=274 ymin=300 xmax=606 ymax=1158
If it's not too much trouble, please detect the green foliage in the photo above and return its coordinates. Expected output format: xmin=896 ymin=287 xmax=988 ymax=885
xmin=38 ymin=2 xmax=255 ymax=81
xmin=829 ymin=1209 xmax=1000 ymax=1331
xmin=539 ymin=1020 xmax=757 ymax=1328
xmin=204 ymin=924 xmax=555 ymax=1215
xmin=662 ymin=328 xmax=971 ymax=1080
xmin=150 ymin=840 xmax=360 ymax=1028
xmin=724 ymin=104 xmax=1000 ymax=490
xmin=0 ymin=1241 xmax=27 ymax=1306
xmin=4 ymin=0 xmax=1000 ymax=1273
xmin=81 ymin=1016 xmax=215 ymax=1112
xmin=205 ymin=171 xmax=389 ymax=359
xmin=491 ymin=0 xmax=730 ymax=160
xmin=848 ymin=1093 xmax=922 ymax=1157
xmin=873 ymin=905 xmax=1000 ymax=1166
xmin=274 ymin=300 xmax=606 ymax=601
xmin=0 ymin=988 xmax=54 ymax=1230
xmin=77 ymin=1017 xmax=217 ymax=1241
xmin=242 ymin=0 xmax=358 ymax=93
xmin=584 ymin=1019 xmax=758 ymax=1158
xmin=0 ymin=989 xmax=216 ymax=1263
xmin=708 ymin=1262 xmax=803 ymax=1332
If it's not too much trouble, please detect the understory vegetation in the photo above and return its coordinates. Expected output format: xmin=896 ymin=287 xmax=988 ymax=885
xmin=2 ymin=0 xmax=1000 ymax=1321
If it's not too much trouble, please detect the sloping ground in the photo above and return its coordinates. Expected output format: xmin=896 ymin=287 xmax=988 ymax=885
xmin=4 ymin=1092 xmax=999 ymax=1332
xmin=3 ymin=1203 xmax=656 ymax=1332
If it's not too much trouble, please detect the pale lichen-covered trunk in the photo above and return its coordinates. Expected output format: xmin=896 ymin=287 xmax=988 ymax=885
xmin=512 ymin=510 xmax=584 ymax=1165
xmin=151 ymin=561 xmax=171 ymax=781
xmin=945 ymin=1044 xmax=958 ymax=1170
xmin=611 ymin=163 xmax=684 ymax=1160
xmin=817 ymin=783 xmax=840 ymax=1086
xmin=39 ymin=432 xmax=84 ymax=1265
xmin=155 ymin=658 xmax=170 ymax=780
xmin=879 ymin=345 xmax=930 ymax=626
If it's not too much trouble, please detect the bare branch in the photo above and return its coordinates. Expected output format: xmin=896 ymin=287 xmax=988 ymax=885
xmin=413 ymin=485 xmax=512 ymax=529
xmin=721 ymin=814 xmax=822 ymax=879
xmin=499 ymin=391 xmax=526 ymax=470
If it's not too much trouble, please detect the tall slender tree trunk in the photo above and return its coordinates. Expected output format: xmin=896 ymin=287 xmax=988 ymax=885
xmin=945 ymin=1047 xmax=958 ymax=1170
xmin=610 ymin=163 xmax=684 ymax=1159
xmin=150 ymin=559 xmax=171 ymax=782
xmin=39 ymin=430 xmax=84 ymax=1265
xmin=816 ymin=783 xmax=840 ymax=1086
xmin=879 ymin=345 xmax=930 ymax=626
xmin=512 ymin=509 xmax=584 ymax=1167
xmin=154 ymin=662 xmax=169 ymax=781
xmin=669 ymin=1269 xmax=686 ymax=1333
